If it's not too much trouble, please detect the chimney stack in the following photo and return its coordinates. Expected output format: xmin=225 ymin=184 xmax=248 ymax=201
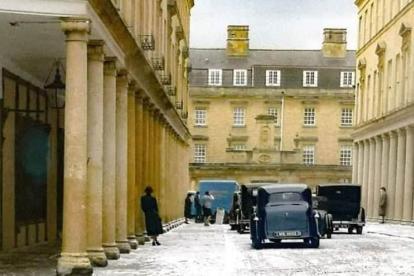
xmin=226 ymin=25 xmax=249 ymax=57
xmin=322 ymin=28 xmax=347 ymax=58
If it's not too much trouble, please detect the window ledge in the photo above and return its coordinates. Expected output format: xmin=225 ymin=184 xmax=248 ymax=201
xmin=232 ymin=125 xmax=246 ymax=129
xmin=194 ymin=125 xmax=208 ymax=128
xmin=303 ymin=125 xmax=317 ymax=128
xmin=339 ymin=125 xmax=353 ymax=129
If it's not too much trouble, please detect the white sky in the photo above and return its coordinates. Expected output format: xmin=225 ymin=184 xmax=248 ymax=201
xmin=189 ymin=0 xmax=358 ymax=50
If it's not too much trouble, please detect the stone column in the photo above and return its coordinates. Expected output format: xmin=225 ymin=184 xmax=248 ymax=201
xmin=352 ymin=143 xmax=359 ymax=183
xmin=394 ymin=128 xmax=406 ymax=221
xmin=357 ymin=141 xmax=364 ymax=186
xmin=115 ymin=71 xmax=131 ymax=253
xmin=367 ymin=138 xmax=376 ymax=218
xmin=148 ymin=107 xmax=155 ymax=189
xmin=135 ymin=93 xmax=145 ymax=244
xmin=387 ymin=131 xmax=398 ymax=220
xmin=141 ymin=101 xmax=151 ymax=188
xmin=86 ymin=40 xmax=107 ymax=267
xmin=361 ymin=140 xmax=370 ymax=211
xmin=57 ymin=19 xmax=93 ymax=276
xmin=403 ymin=126 xmax=414 ymax=222
xmin=373 ymin=136 xmax=382 ymax=219
xmin=159 ymin=117 xmax=167 ymax=221
xmin=380 ymin=133 xmax=390 ymax=212
xmin=127 ymin=81 xmax=138 ymax=249
xmin=102 ymin=58 xmax=120 ymax=260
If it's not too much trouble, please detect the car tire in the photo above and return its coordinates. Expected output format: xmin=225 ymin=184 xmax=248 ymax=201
xmin=252 ymin=238 xmax=263 ymax=249
xmin=348 ymin=227 xmax=353 ymax=234
xmin=356 ymin=226 xmax=363 ymax=234
xmin=325 ymin=214 xmax=333 ymax=239
xmin=238 ymin=224 xmax=245 ymax=234
xmin=304 ymin=237 xmax=319 ymax=248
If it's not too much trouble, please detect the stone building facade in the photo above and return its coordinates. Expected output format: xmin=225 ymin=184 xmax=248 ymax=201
xmin=353 ymin=0 xmax=414 ymax=223
xmin=188 ymin=26 xmax=355 ymax=187
xmin=0 ymin=0 xmax=193 ymax=274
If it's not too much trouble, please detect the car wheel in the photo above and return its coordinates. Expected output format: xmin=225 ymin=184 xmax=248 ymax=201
xmin=326 ymin=231 xmax=332 ymax=239
xmin=238 ymin=224 xmax=245 ymax=234
xmin=348 ymin=227 xmax=353 ymax=234
xmin=304 ymin=237 xmax=320 ymax=248
xmin=356 ymin=226 xmax=363 ymax=234
xmin=252 ymin=238 xmax=263 ymax=249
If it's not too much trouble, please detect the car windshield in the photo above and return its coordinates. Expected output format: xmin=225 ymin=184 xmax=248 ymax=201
xmin=269 ymin=192 xmax=303 ymax=203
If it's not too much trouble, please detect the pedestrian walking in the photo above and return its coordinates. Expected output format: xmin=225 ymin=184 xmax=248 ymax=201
xmin=141 ymin=186 xmax=163 ymax=246
xmin=184 ymin=193 xmax=192 ymax=224
xmin=202 ymin=191 xmax=214 ymax=226
xmin=194 ymin=191 xmax=202 ymax=223
xmin=379 ymin=187 xmax=387 ymax=223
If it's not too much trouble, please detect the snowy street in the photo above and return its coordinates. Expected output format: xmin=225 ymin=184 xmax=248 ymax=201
xmin=94 ymin=222 xmax=414 ymax=276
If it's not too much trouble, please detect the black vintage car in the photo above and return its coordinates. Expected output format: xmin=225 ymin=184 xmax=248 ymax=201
xmin=250 ymin=184 xmax=322 ymax=249
xmin=316 ymin=184 xmax=365 ymax=234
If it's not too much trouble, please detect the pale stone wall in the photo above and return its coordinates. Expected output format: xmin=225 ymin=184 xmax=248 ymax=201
xmin=188 ymin=88 xmax=354 ymax=182
xmin=0 ymin=1 xmax=195 ymax=275
xmin=354 ymin=0 xmax=414 ymax=223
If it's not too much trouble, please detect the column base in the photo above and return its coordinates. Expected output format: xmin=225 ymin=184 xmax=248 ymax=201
xmin=87 ymin=249 xmax=108 ymax=267
xmin=103 ymin=244 xmax=120 ymax=260
xmin=136 ymin=234 xmax=146 ymax=245
xmin=127 ymin=236 xmax=138 ymax=249
xmin=57 ymin=253 xmax=93 ymax=276
xmin=116 ymin=240 xmax=131 ymax=254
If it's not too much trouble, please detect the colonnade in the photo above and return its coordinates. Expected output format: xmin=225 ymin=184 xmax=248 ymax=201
xmin=354 ymin=126 xmax=414 ymax=223
xmin=57 ymin=19 xmax=190 ymax=275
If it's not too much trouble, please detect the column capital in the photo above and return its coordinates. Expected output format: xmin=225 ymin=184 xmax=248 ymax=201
xmin=61 ymin=19 xmax=90 ymax=41
xmin=374 ymin=135 xmax=382 ymax=142
xmin=381 ymin=132 xmax=389 ymax=139
xmin=397 ymin=128 xmax=406 ymax=136
xmin=405 ymin=125 xmax=414 ymax=134
xmin=127 ymin=80 xmax=137 ymax=96
xmin=116 ymin=69 xmax=129 ymax=86
xmin=87 ymin=40 xmax=105 ymax=62
xmin=389 ymin=130 xmax=397 ymax=139
xmin=135 ymin=89 xmax=145 ymax=102
xmin=104 ymin=57 xmax=117 ymax=76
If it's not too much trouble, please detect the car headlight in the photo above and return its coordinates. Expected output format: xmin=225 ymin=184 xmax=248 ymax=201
xmin=314 ymin=213 xmax=320 ymax=219
xmin=253 ymin=216 xmax=259 ymax=221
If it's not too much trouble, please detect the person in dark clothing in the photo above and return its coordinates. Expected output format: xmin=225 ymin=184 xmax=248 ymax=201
xmin=379 ymin=187 xmax=387 ymax=224
xmin=141 ymin=186 xmax=163 ymax=246
xmin=194 ymin=192 xmax=202 ymax=223
xmin=184 ymin=193 xmax=192 ymax=224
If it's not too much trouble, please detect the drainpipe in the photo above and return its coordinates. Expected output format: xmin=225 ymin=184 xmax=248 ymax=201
xmin=280 ymin=91 xmax=285 ymax=152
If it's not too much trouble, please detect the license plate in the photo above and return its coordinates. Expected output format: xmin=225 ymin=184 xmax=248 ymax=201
xmin=273 ymin=231 xmax=301 ymax=237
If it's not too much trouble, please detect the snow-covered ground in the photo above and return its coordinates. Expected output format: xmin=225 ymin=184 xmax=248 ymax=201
xmin=94 ymin=222 xmax=414 ymax=276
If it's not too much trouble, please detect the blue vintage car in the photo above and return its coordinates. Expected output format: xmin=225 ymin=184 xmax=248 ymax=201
xmin=250 ymin=184 xmax=321 ymax=249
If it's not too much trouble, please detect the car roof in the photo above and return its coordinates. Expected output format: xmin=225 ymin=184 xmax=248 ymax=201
xmin=317 ymin=183 xmax=360 ymax=187
xmin=259 ymin=184 xmax=309 ymax=194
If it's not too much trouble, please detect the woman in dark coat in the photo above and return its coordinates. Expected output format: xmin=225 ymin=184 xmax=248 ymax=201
xmin=184 ymin=193 xmax=192 ymax=224
xmin=141 ymin=186 xmax=163 ymax=245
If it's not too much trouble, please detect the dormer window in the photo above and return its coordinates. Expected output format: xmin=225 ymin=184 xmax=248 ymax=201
xmin=303 ymin=71 xmax=318 ymax=87
xmin=208 ymin=69 xmax=222 ymax=86
xmin=340 ymin=71 xmax=355 ymax=88
xmin=233 ymin=69 xmax=247 ymax=86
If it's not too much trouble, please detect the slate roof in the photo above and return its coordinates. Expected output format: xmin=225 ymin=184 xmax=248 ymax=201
xmin=190 ymin=48 xmax=356 ymax=69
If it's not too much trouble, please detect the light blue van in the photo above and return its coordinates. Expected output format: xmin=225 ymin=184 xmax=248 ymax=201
xmin=198 ymin=180 xmax=240 ymax=221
